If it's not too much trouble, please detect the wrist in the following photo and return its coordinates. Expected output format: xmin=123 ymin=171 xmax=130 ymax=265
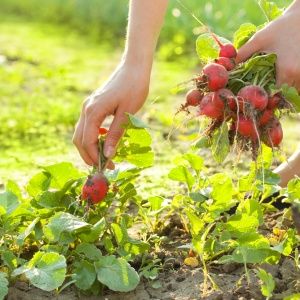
xmin=122 ymin=49 xmax=154 ymax=71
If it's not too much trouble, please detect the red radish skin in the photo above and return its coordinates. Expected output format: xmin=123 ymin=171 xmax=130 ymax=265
xmin=237 ymin=85 xmax=268 ymax=111
xmin=185 ymin=89 xmax=203 ymax=107
xmin=259 ymin=109 xmax=274 ymax=126
xmin=82 ymin=173 xmax=109 ymax=204
xmin=267 ymin=94 xmax=282 ymax=109
xmin=202 ymin=63 xmax=229 ymax=91
xmin=211 ymin=33 xmax=237 ymax=58
xmin=264 ymin=119 xmax=283 ymax=147
xmin=214 ymin=88 xmax=235 ymax=103
xmin=199 ymin=92 xmax=224 ymax=119
xmin=236 ymin=116 xmax=257 ymax=139
xmin=228 ymin=96 xmax=246 ymax=112
xmin=99 ymin=127 xmax=108 ymax=135
xmin=214 ymin=57 xmax=236 ymax=71
xmin=219 ymin=44 xmax=237 ymax=59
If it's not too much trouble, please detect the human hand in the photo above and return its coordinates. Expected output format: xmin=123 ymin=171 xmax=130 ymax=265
xmin=236 ymin=1 xmax=300 ymax=90
xmin=73 ymin=62 xmax=150 ymax=166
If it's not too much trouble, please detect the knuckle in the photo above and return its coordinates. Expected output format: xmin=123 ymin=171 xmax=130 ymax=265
xmin=84 ymin=103 xmax=95 ymax=116
xmin=82 ymin=97 xmax=90 ymax=109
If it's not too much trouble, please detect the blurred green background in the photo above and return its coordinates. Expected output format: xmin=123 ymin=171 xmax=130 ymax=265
xmin=0 ymin=0 xmax=297 ymax=184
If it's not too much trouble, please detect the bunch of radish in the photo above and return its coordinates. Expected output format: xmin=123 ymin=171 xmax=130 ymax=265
xmin=180 ymin=34 xmax=292 ymax=159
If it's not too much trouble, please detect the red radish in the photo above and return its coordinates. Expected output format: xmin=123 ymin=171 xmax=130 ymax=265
xmin=259 ymin=109 xmax=274 ymax=126
xmin=228 ymin=96 xmax=246 ymax=112
xmin=199 ymin=92 xmax=224 ymax=119
xmin=202 ymin=63 xmax=229 ymax=91
xmin=237 ymin=85 xmax=268 ymax=111
xmin=211 ymin=33 xmax=237 ymax=58
xmin=236 ymin=116 xmax=257 ymax=139
xmin=264 ymin=119 xmax=283 ymax=147
xmin=82 ymin=173 xmax=109 ymax=204
xmin=185 ymin=89 xmax=203 ymax=107
xmin=99 ymin=127 xmax=108 ymax=135
xmin=219 ymin=44 xmax=237 ymax=59
xmin=267 ymin=94 xmax=282 ymax=109
xmin=214 ymin=57 xmax=236 ymax=71
xmin=214 ymin=88 xmax=235 ymax=103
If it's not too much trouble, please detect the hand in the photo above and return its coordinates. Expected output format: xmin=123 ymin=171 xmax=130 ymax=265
xmin=236 ymin=3 xmax=300 ymax=90
xmin=73 ymin=62 xmax=150 ymax=166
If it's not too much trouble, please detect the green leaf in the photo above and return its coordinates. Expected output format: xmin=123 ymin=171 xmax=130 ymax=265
xmin=236 ymin=199 xmax=263 ymax=225
xmin=0 ymin=191 xmax=20 ymax=216
xmin=94 ymin=256 xmax=139 ymax=292
xmin=12 ymin=252 xmax=66 ymax=291
xmin=148 ymin=196 xmax=164 ymax=211
xmin=72 ymin=260 xmax=96 ymax=290
xmin=194 ymin=136 xmax=211 ymax=149
xmin=17 ymin=217 xmax=40 ymax=246
xmin=280 ymin=84 xmax=300 ymax=112
xmin=75 ymin=243 xmax=102 ymax=261
xmin=226 ymin=214 xmax=259 ymax=235
xmin=127 ymin=114 xmax=148 ymax=129
xmin=272 ymin=229 xmax=296 ymax=256
xmin=1 ymin=250 xmax=18 ymax=269
xmin=168 ymin=166 xmax=194 ymax=191
xmin=210 ymin=173 xmax=233 ymax=203
xmin=211 ymin=123 xmax=230 ymax=163
xmin=0 ymin=272 xmax=8 ymax=300
xmin=230 ymin=246 xmax=279 ymax=264
xmin=257 ymin=268 xmax=275 ymax=298
xmin=26 ymin=172 xmax=51 ymax=197
xmin=258 ymin=0 xmax=283 ymax=22
xmin=288 ymin=178 xmax=300 ymax=201
xmin=123 ymin=239 xmax=150 ymax=256
xmin=111 ymin=223 xmax=128 ymax=246
xmin=79 ymin=218 xmax=106 ymax=243
xmin=183 ymin=153 xmax=203 ymax=171
xmin=44 ymin=212 xmax=90 ymax=242
xmin=196 ymin=33 xmax=230 ymax=63
xmin=186 ymin=210 xmax=204 ymax=235
xmin=6 ymin=180 xmax=22 ymax=199
xmin=126 ymin=152 xmax=154 ymax=168
xmin=43 ymin=162 xmax=84 ymax=189
xmin=233 ymin=23 xmax=257 ymax=49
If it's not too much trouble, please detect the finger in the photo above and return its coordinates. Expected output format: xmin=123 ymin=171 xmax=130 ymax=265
xmin=82 ymin=103 xmax=106 ymax=165
xmin=236 ymin=33 xmax=263 ymax=63
xmin=104 ymin=110 xmax=128 ymax=158
xmin=275 ymin=59 xmax=294 ymax=87
xmin=73 ymin=112 xmax=94 ymax=166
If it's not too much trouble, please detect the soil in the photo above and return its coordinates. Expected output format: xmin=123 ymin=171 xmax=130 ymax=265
xmin=6 ymin=214 xmax=300 ymax=300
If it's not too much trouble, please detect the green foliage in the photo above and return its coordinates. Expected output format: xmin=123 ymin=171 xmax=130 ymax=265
xmin=12 ymin=252 xmax=67 ymax=291
xmin=257 ymin=268 xmax=275 ymax=298
xmin=0 ymin=272 xmax=8 ymax=300
xmin=258 ymin=0 xmax=284 ymax=22
xmin=94 ymin=256 xmax=139 ymax=292
xmin=0 ymin=116 xmax=156 ymax=297
xmin=233 ymin=23 xmax=257 ymax=49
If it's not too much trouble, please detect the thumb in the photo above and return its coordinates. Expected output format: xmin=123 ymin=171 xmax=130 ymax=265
xmin=104 ymin=110 xmax=128 ymax=158
xmin=236 ymin=33 xmax=263 ymax=63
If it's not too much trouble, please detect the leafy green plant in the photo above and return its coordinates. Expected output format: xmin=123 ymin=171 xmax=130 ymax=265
xmin=0 ymin=115 xmax=157 ymax=298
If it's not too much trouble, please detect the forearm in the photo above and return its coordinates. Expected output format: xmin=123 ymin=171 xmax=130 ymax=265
xmin=123 ymin=0 xmax=168 ymax=71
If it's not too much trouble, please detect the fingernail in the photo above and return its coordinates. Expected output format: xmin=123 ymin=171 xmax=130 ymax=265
xmin=104 ymin=146 xmax=115 ymax=158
